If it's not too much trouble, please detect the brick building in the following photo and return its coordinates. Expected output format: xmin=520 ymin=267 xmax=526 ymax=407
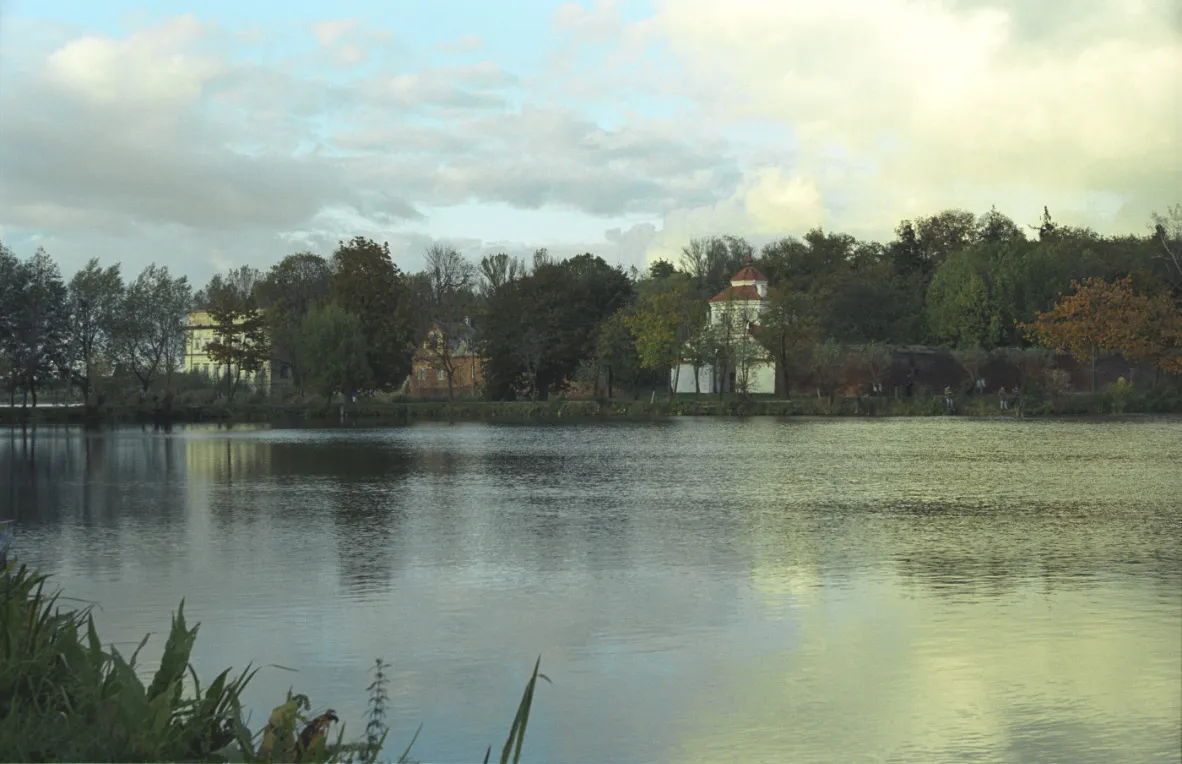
xmin=405 ymin=320 xmax=484 ymax=398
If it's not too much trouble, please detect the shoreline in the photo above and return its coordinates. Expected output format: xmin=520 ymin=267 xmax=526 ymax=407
xmin=2 ymin=391 xmax=1179 ymax=427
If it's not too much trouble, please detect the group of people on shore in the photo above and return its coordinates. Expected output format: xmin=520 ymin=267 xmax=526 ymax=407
xmin=943 ymin=384 xmax=1021 ymax=413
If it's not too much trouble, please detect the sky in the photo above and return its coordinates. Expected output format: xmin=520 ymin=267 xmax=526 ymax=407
xmin=0 ymin=0 xmax=1178 ymax=287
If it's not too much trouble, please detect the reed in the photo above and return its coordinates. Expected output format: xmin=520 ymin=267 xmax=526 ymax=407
xmin=0 ymin=562 xmax=546 ymax=763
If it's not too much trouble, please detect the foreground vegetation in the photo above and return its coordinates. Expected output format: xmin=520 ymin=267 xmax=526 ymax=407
xmin=0 ymin=563 xmax=547 ymax=763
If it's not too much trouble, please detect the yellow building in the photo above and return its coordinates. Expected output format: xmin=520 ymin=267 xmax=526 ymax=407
xmin=183 ymin=310 xmax=289 ymax=392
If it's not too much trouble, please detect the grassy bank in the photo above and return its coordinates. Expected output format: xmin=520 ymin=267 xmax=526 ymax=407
xmin=2 ymin=388 xmax=1180 ymax=427
xmin=0 ymin=562 xmax=545 ymax=763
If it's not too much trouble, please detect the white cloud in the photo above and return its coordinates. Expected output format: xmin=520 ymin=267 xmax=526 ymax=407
xmin=436 ymin=34 xmax=484 ymax=53
xmin=552 ymin=0 xmax=624 ymax=44
xmin=46 ymin=15 xmax=223 ymax=107
xmin=0 ymin=15 xmax=742 ymax=284
xmin=3 ymin=2 xmax=1174 ymax=284
xmin=635 ymin=0 xmax=1181 ymax=261
xmin=645 ymin=170 xmax=829 ymax=264
xmin=310 ymin=19 xmax=359 ymax=48
xmin=309 ymin=18 xmax=391 ymax=68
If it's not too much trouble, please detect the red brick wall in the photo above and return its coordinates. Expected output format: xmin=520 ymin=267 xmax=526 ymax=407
xmin=408 ymin=355 xmax=484 ymax=397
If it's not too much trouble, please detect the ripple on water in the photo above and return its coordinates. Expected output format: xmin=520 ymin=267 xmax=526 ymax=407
xmin=3 ymin=418 xmax=1180 ymax=764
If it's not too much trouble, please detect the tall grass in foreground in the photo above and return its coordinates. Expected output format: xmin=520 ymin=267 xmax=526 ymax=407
xmin=0 ymin=563 xmax=546 ymax=763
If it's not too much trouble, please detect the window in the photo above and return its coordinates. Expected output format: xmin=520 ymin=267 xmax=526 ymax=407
xmin=418 ymin=368 xmax=425 ymax=380
xmin=437 ymin=369 xmax=445 ymax=380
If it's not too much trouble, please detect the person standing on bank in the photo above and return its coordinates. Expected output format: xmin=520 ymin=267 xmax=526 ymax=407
xmin=998 ymin=386 xmax=1009 ymax=411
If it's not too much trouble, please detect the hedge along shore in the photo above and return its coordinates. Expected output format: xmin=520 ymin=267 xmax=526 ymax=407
xmin=2 ymin=389 xmax=1180 ymax=428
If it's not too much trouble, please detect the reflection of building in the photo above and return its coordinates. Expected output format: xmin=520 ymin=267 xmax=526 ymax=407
xmin=404 ymin=320 xmax=485 ymax=397
xmin=671 ymin=258 xmax=777 ymax=394
xmin=183 ymin=428 xmax=273 ymax=483
xmin=183 ymin=311 xmax=292 ymax=393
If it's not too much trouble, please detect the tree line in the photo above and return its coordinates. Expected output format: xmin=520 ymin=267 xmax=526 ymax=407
xmin=1 ymin=204 xmax=1179 ymax=407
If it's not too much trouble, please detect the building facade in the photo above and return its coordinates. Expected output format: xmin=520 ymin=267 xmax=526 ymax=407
xmin=183 ymin=310 xmax=289 ymax=393
xmin=405 ymin=320 xmax=485 ymax=397
xmin=671 ymin=258 xmax=777 ymax=394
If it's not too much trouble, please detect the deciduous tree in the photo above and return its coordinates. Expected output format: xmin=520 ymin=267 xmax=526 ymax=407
xmin=5 ymin=248 xmax=69 ymax=406
xmin=680 ymin=236 xmax=752 ymax=295
xmin=0 ymin=243 xmax=28 ymax=403
xmin=647 ymin=259 xmax=676 ymax=280
xmin=926 ymin=243 xmax=1018 ymax=349
xmin=66 ymin=259 xmax=124 ymax=404
xmin=329 ymin=237 xmax=416 ymax=391
xmin=1150 ymin=204 xmax=1182 ymax=292
xmin=478 ymin=253 xmax=524 ymax=296
xmin=479 ymin=255 xmax=632 ymax=400
xmin=809 ymin=340 xmax=846 ymax=402
xmin=757 ymin=287 xmax=819 ymax=397
xmin=297 ymin=303 xmax=372 ymax=402
xmin=423 ymin=245 xmax=477 ymax=315
xmin=857 ymin=343 xmax=894 ymax=396
xmin=594 ymin=309 xmax=649 ymax=399
xmin=205 ymin=296 xmax=270 ymax=401
xmin=624 ymin=279 xmax=697 ymax=393
xmin=115 ymin=265 xmax=191 ymax=398
xmin=1023 ymin=277 xmax=1153 ymax=390
xmin=255 ymin=252 xmax=332 ymax=388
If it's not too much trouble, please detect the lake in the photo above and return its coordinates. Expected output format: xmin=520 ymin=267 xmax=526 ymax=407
xmin=3 ymin=418 xmax=1180 ymax=763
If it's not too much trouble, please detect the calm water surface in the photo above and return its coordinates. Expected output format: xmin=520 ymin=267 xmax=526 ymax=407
xmin=3 ymin=418 xmax=1180 ymax=763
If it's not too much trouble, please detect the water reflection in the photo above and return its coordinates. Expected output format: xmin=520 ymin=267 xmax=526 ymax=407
xmin=2 ymin=428 xmax=191 ymax=578
xmin=1 ymin=419 xmax=1179 ymax=764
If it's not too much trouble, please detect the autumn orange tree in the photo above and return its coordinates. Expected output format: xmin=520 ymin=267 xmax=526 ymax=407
xmin=1129 ymin=291 xmax=1182 ymax=377
xmin=1023 ymin=277 xmax=1181 ymax=389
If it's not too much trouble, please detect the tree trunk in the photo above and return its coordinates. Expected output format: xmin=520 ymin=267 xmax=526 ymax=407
xmin=607 ymin=365 xmax=614 ymax=399
xmin=692 ymin=363 xmax=701 ymax=396
xmin=1090 ymin=344 xmax=1097 ymax=392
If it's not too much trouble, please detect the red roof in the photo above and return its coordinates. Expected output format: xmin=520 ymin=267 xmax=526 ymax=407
xmin=709 ymin=284 xmax=764 ymax=302
xmin=731 ymin=256 xmax=767 ymax=283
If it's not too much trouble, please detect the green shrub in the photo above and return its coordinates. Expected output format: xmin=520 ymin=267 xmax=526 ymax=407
xmin=0 ymin=563 xmax=547 ymax=763
xmin=0 ymin=565 xmax=255 ymax=762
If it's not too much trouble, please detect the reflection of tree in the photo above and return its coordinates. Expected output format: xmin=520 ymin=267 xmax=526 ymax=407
xmin=312 ymin=442 xmax=414 ymax=595
xmin=80 ymin=433 xmax=118 ymax=526
xmin=2 ymin=429 xmax=190 ymax=576
xmin=473 ymin=448 xmax=633 ymax=574
xmin=879 ymin=499 xmax=1181 ymax=597
xmin=741 ymin=495 xmax=1181 ymax=602
xmin=269 ymin=441 xmax=413 ymax=480
xmin=4 ymin=429 xmax=53 ymax=526
xmin=331 ymin=474 xmax=411 ymax=596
